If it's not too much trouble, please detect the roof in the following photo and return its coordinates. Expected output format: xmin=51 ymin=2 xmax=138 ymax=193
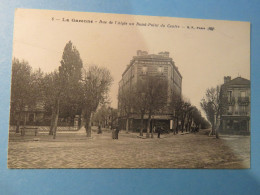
xmin=223 ymin=77 xmax=250 ymax=86
xmin=121 ymin=52 xmax=182 ymax=78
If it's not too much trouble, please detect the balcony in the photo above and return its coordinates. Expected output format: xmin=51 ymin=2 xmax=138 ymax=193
xmin=229 ymin=111 xmax=249 ymax=116
xmin=239 ymin=112 xmax=249 ymax=116
xmin=238 ymin=97 xmax=250 ymax=105
xmin=223 ymin=97 xmax=235 ymax=105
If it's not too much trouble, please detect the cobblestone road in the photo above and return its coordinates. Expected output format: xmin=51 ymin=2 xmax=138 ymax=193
xmin=8 ymin=128 xmax=250 ymax=169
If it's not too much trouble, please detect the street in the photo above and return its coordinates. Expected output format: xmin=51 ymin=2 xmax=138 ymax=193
xmin=8 ymin=128 xmax=250 ymax=169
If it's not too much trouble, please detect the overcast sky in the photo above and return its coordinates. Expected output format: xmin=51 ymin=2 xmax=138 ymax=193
xmin=12 ymin=9 xmax=250 ymax=113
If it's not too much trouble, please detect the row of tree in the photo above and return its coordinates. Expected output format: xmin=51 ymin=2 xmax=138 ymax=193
xmin=10 ymin=41 xmax=113 ymax=138
xmin=92 ymin=105 xmax=118 ymax=128
xmin=118 ymin=76 xmax=209 ymax=138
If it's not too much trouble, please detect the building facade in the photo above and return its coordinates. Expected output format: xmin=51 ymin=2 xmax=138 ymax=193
xmin=118 ymin=50 xmax=182 ymax=131
xmin=10 ymin=100 xmax=45 ymax=126
xmin=219 ymin=76 xmax=250 ymax=134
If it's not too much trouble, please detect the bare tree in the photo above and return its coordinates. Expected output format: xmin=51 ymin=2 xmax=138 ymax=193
xmin=82 ymin=66 xmax=113 ymax=137
xmin=132 ymin=83 xmax=148 ymax=136
xmin=180 ymin=101 xmax=192 ymax=132
xmin=186 ymin=105 xmax=195 ymax=132
xmin=170 ymin=94 xmax=183 ymax=133
xmin=92 ymin=104 xmax=112 ymax=128
xmin=118 ymin=86 xmax=135 ymax=133
xmin=200 ymin=86 xmax=225 ymax=138
xmin=140 ymin=76 xmax=168 ymax=138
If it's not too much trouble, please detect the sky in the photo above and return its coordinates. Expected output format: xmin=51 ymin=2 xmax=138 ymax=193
xmin=12 ymin=8 xmax=250 ymax=113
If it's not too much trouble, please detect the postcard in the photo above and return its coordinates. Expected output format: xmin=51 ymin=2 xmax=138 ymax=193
xmin=8 ymin=8 xmax=250 ymax=168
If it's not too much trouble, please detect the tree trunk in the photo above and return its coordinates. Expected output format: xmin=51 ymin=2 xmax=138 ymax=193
xmin=126 ymin=118 xmax=129 ymax=133
xmin=85 ymin=120 xmax=89 ymax=134
xmin=15 ymin=112 xmax=21 ymax=133
xmin=187 ymin=115 xmax=191 ymax=132
xmin=175 ymin=117 xmax=179 ymax=133
xmin=86 ymin=112 xmax=93 ymax=137
xmin=216 ymin=128 xmax=219 ymax=139
xmin=140 ymin=113 xmax=144 ymax=136
xmin=209 ymin=120 xmax=215 ymax=136
xmin=53 ymin=99 xmax=60 ymax=139
xmin=146 ymin=112 xmax=151 ymax=138
xmin=151 ymin=119 xmax=154 ymax=138
xmin=216 ymin=115 xmax=220 ymax=139
xmin=49 ymin=107 xmax=55 ymax=135
xmin=181 ymin=119 xmax=184 ymax=133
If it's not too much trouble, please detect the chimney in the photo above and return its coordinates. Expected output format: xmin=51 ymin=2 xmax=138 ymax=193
xmin=158 ymin=51 xmax=170 ymax=58
xmin=224 ymin=76 xmax=231 ymax=83
xmin=137 ymin=50 xmax=148 ymax=56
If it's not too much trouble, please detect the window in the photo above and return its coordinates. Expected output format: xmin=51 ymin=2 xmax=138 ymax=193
xmin=240 ymin=91 xmax=246 ymax=97
xmin=228 ymin=90 xmax=232 ymax=102
xmin=158 ymin=66 xmax=163 ymax=75
xmin=241 ymin=105 xmax=247 ymax=112
xmin=142 ymin=66 xmax=147 ymax=75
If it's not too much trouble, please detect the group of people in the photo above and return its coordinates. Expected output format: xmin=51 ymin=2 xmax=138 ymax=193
xmin=97 ymin=125 xmax=120 ymax=139
xmin=97 ymin=124 xmax=199 ymax=140
xmin=112 ymin=126 xmax=120 ymax=139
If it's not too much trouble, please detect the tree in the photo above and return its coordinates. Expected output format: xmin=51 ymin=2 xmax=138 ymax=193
xmin=186 ymin=105 xmax=195 ymax=132
xmin=170 ymin=94 xmax=184 ymax=132
xmin=51 ymin=41 xmax=83 ymax=139
xmin=118 ymin=86 xmax=135 ymax=133
xmin=41 ymin=71 xmax=60 ymax=135
xmin=109 ymin=107 xmax=118 ymax=129
xmin=132 ymin=83 xmax=149 ymax=136
xmin=10 ymin=59 xmax=32 ymax=132
xmin=179 ymin=101 xmax=192 ymax=132
xmin=140 ymin=76 xmax=168 ymax=138
xmin=93 ymin=104 xmax=110 ymax=128
xmin=82 ymin=65 xmax=113 ymax=137
xmin=10 ymin=59 xmax=46 ymax=132
xmin=200 ymin=86 xmax=225 ymax=138
xmin=191 ymin=107 xmax=210 ymax=130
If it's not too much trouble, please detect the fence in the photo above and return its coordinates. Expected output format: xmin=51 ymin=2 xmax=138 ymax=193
xmin=9 ymin=125 xmax=79 ymax=132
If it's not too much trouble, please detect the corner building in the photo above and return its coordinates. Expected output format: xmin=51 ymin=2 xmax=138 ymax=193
xmin=118 ymin=50 xmax=182 ymax=131
xmin=219 ymin=76 xmax=250 ymax=134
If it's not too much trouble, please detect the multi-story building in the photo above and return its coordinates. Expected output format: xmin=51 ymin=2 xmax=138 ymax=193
xmin=219 ymin=76 xmax=250 ymax=134
xmin=118 ymin=50 xmax=182 ymax=131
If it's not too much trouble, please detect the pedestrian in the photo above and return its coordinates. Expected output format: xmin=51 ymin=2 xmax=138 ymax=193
xmin=98 ymin=125 xmax=102 ymax=134
xmin=115 ymin=125 xmax=120 ymax=139
xmin=157 ymin=126 xmax=161 ymax=138
xmin=112 ymin=128 xmax=115 ymax=139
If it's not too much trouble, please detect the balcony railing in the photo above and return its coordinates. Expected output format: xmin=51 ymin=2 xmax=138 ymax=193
xmin=225 ymin=111 xmax=249 ymax=116
xmin=239 ymin=112 xmax=249 ymax=116
xmin=238 ymin=97 xmax=250 ymax=105
xmin=223 ymin=97 xmax=235 ymax=105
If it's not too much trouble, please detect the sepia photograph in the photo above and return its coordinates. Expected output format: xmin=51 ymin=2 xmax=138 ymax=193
xmin=8 ymin=8 xmax=250 ymax=169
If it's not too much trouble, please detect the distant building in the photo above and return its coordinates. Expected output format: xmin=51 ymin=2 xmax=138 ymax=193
xmin=10 ymin=100 xmax=45 ymax=126
xmin=118 ymin=50 xmax=182 ymax=131
xmin=219 ymin=76 xmax=250 ymax=134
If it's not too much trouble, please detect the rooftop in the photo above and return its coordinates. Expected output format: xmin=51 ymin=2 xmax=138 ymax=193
xmin=223 ymin=76 xmax=250 ymax=86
